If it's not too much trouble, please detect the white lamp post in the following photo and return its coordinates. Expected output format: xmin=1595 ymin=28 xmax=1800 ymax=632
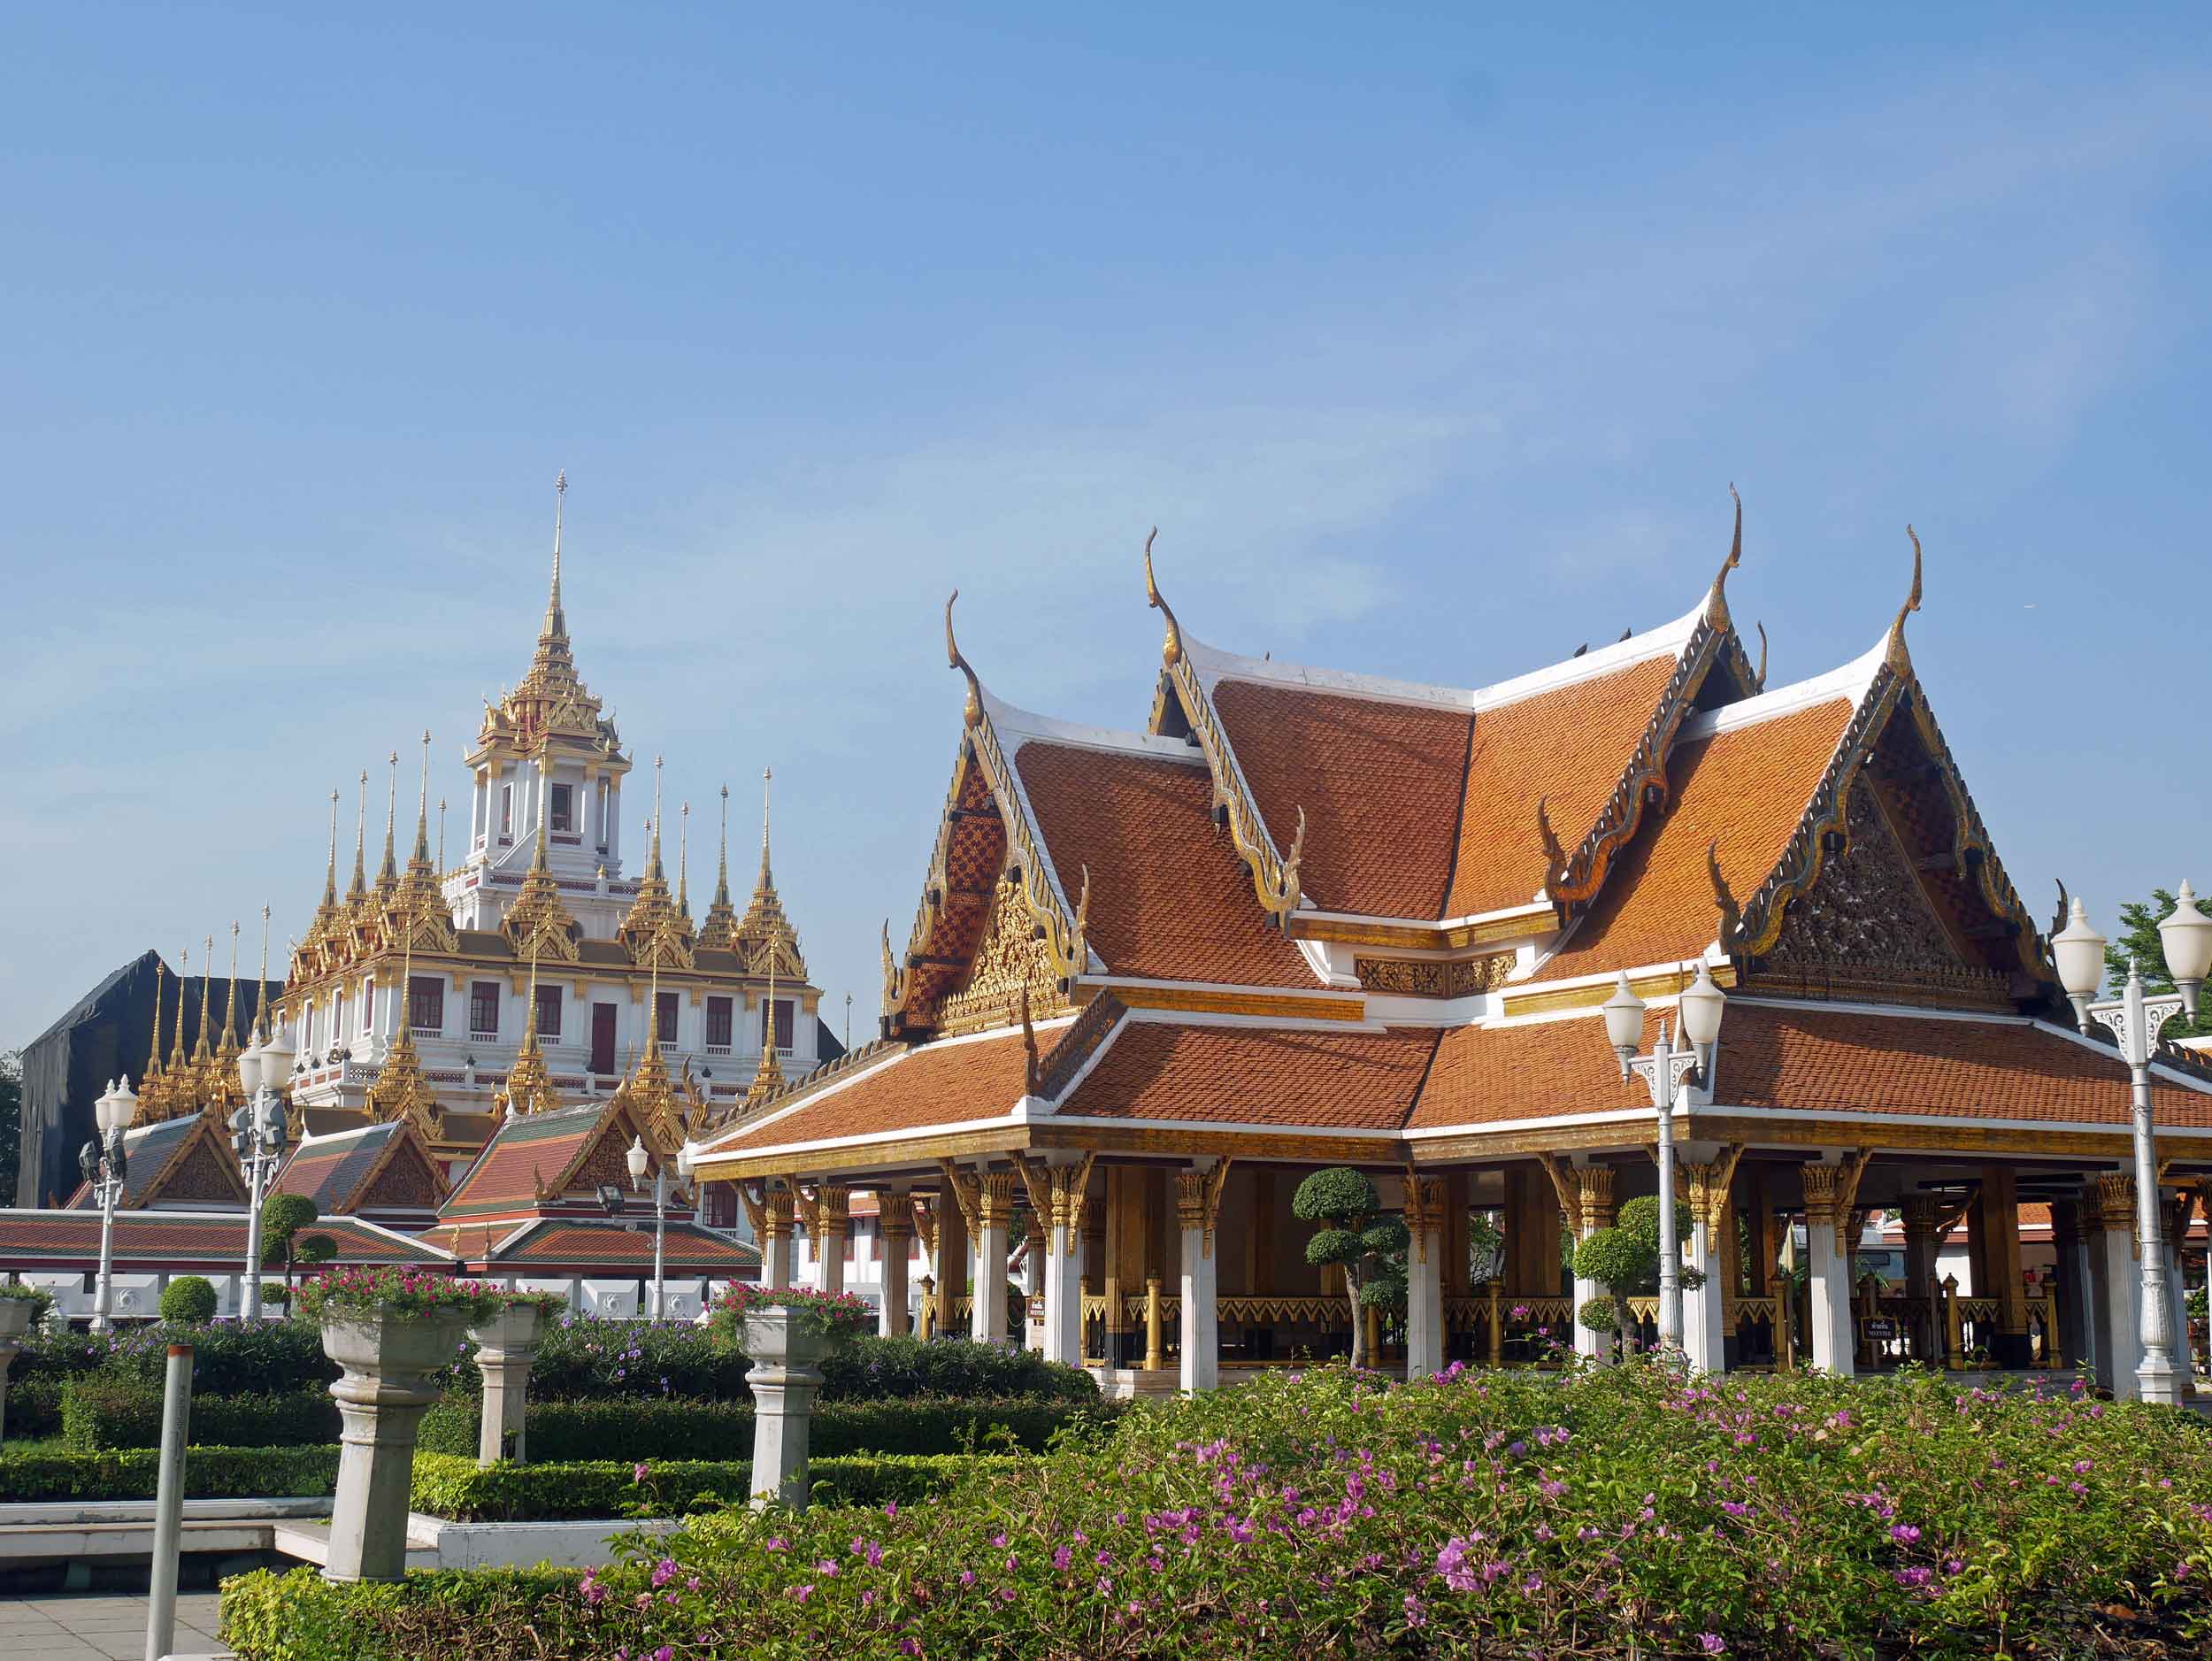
xmin=83 ymin=1078 xmax=136 ymax=1335
xmin=1601 ymin=965 xmax=1725 ymax=1353
xmin=2051 ymin=887 xmax=2212 ymax=1407
xmin=232 ymin=1026 xmax=295 ymax=1321
xmin=628 ymin=1136 xmax=682 ymax=1323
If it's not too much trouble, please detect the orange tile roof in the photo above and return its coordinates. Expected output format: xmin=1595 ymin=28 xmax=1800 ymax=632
xmin=711 ymin=1028 xmax=1033 ymax=1151
xmin=1716 ymin=1004 xmax=2212 ymax=1129
xmin=1409 ymin=1009 xmax=1666 ymax=1130
xmin=1059 ymin=1021 xmax=1440 ymax=1131
xmin=1447 ymin=656 xmax=1680 ymax=918
xmin=1535 ymin=698 xmax=1854 ymax=982
xmin=1015 ymin=741 xmax=1313 ymax=988
xmin=442 ymin=1101 xmax=611 ymax=1219
xmin=1211 ymin=681 xmax=1469 ymax=919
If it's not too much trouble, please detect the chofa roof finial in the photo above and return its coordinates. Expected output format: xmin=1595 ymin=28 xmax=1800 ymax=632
xmin=1706 ymin=483 xmax=1743 ymax=625
xmin=1886 ymin=525 xmax=1923 ymax=671
xmin=945 ymin=589 xmax=983 ymax=727
xmin=1143 ymin=527 xmax=1184 ymax=669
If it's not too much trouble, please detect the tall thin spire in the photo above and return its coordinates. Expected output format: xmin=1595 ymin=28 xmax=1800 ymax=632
xmin=411 ymin=731 xmax=433 ymax=867
xmin=348 ymin=772 xmax=369 ymax=903
xmin=143 ymin=955 xmax=167 ymax=1096
xmin=697 ymin=782 xmax=739 ymax=951
xmin=647 ymin=755 xmax=665 ymax=880
xmin=545 ymin=470 xmax=568 ymax=640
xmin=377 ymin=750 xmax=400 ymax=890
xmin=193 ymin=934 xmax=215 ymax=1060
xmin=219 ymin=920 xmax=242 ymax=1056
xmin=758 ymin=765 xmax=773 ymax=890
xmin=437 ymin=797 xmax=447 ymax=869
xmin=167 ymin=943 xmax=190 ymax=1072
xmin=677 ymin=800 xmax=691 ymax=918
xmin=716 ymin=784 xmax=731 ymax=904
xmin=255 ymin=905 xmax=271 ymax=1042
xmin=322 ymin=789 xmax=340 ymax=910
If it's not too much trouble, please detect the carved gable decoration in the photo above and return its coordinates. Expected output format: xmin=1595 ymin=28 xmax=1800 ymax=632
xmin=1752 ymin=776 xmax=2008 ymax=1008
xmin=147 ymin=1133 xmax=248 ymax=1209
xmin=357 ymin=1136 xmax=449 ymax=1212
xmin=936 ymin=872 xmax=1067 ymax=1036
xmin=564 ymin=1114 xmax=640 ymax=1197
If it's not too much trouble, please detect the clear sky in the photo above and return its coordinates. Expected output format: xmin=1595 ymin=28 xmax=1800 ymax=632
xmin=4 ymin=3 xmax=2208 ymax=1050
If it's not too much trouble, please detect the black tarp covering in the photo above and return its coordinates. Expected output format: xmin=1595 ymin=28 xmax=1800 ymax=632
xmin=15 ymin=952 xmax=280 ymax=1209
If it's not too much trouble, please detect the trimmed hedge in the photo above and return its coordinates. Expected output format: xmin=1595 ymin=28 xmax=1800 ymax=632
xmin=222 ymin=1567 xmax=575 ymax=1661
xmin=416 ymin=1393 xmax=1118 ymax=1463
xmin=409 ymin=1450 xmax=1003 ymax=1522
xmin=60 ymin=1380 xmax=340 ymax=1450
xmin=0 ymin=1444 xmax=340 ymax=1503
xmin=4 ymin=1378 xmax=65 ymax=1441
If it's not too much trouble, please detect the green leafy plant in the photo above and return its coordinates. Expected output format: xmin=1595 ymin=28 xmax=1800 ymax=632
xmin=497 ymin=1288 xmax=569 ymax=1319
xmin=293 ymin=1265 xmax=503 ymax=1327
xmin=61 ymin=1380 xmax=337 ymax=1450
xmin=157 ymin=1275 xmax=219 ymax=1325
xmin=0 ymin=1444 xmax=339 ymax=1504
xmin=408 ymin=1450 xmax=999 ymax=1522
xmin=706 ymin=1282 xmax=875 ymax=1344
xmin=0 ymin=1281 xmax=55 ymax=1322
xmin=1571 ymin=1194 xmax=1703 ymax=1357
xmin=261 ymin=1192 xmax=339 ymax=1295
xmin=1292 ymin=1167 xmax=1409 ymax=1368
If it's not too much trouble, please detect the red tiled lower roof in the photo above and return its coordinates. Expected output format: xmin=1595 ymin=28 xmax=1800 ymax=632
xmin=484 ymin=1221 xmax=760 ymax=1271
xmin=1059 ymin=1022 xmax=1440 ymax=1131
xmin=1409 ymin=1010 xmax=1665 ymax=1130
xmin=1535 ymin=698 xmax=1855 ymax=982
xmin=710 ymin=1028 xmax=1033 ymax=1151
xmin=1715 ymin=1004 xmax=2212 ymax=1129
xmin=1015 ymin=742 xmax=1314 ymax=988
xmin=0 ymin=1211 xmax=452 ymax=1268
xmin=442 ymin=1101 xmax=611 ymax=1219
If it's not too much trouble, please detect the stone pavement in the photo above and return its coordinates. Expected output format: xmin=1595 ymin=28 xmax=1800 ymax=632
xmin=0 ymin=1588 xmax=226 ymax=1659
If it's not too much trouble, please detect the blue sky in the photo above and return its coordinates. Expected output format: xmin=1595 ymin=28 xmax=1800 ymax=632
xmin=4 ymin=3 xmax=2208 ymax=1048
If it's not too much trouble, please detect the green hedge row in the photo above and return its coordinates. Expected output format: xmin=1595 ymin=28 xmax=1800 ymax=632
xmin=409 ymin=1450 xmax=1004 ymax=1522
xmin=3 ymin=1379 xmax=65 ymax=1440
xmin=59 ymin=1381 xmax=340 ymax=1450
xmin=221 ymin=1567 xmax=575 ymax=1661
xmin=415 ymin=1393 xmax=1117 ymax=1463
xmin=0 ymin=1445 xmax=341 ymax=1503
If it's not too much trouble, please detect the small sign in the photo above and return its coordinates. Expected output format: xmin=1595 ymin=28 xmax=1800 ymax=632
xmin=1863 ymin=1319 xmax=1897 ymax=1339
xmin=1026 ymin=1295 xmax=1047 ymax=1319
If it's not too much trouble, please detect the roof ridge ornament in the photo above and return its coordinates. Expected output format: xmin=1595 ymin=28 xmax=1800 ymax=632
xmin=1885 ymin=525 xmax=1923 ymax=673
xmin=1709 ymin=840 xmax=1743 ymax=954
xmin=546 ymin=469 xmax=567 ymax=640
xmin=1755 ymin=621 xmax=1769 ymax=691
xmin=1143 ymin=527 xmax=1184 ymax=668
xmin=1705 ymin=483 xmax=1743 ymax=627
xmin=945 ymin=589 xmax=983 ymax=727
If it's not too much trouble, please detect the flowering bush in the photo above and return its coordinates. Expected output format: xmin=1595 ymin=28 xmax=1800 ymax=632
xmin=707 ymin=1283 xmax=876 ymax=1345
xmin=495 ymin=1288 xmax=570 ymax=1319
xmin=216 ymin=1359 xmax=2212 ymax=1657
xmin=293 ymin=1266 xmax=503 ymax=1328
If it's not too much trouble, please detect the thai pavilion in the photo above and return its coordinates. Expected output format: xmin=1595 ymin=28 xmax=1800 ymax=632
xmin=689 ymin=505 xmax=2212 ymax=1399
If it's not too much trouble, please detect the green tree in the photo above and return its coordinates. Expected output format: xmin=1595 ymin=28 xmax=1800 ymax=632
xmin=0 ymin=1050 xmax=19 ymax=1207
xmin=2101 ymin=889 xmax=2212 ymax=1039
xmin=262 ymin=1193 xmax=338 ymax=1296
xmin=1571 ymin=1195 xmax=1703 ymax=1358
xmin=158 ymin=1274 xmax=219 ymax=1324
xmin=1293 ymin=1168 xmax=1409 ymax=1369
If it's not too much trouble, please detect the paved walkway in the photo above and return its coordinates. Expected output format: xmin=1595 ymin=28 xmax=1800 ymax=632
xmin=0 ymin=1589 xmax=226 ymax=1659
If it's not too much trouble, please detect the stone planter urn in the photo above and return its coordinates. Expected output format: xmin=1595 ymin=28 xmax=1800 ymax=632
xmin=0 ymin=1299 xmax=35 ymax=1446
xmin=320 ymin=1310 xmax=472 ymax=1582
xmin=744 ymin=1309 xmax=841 ymax=1512
xmin=468 ymin=1303 xmax=545 ymax=1468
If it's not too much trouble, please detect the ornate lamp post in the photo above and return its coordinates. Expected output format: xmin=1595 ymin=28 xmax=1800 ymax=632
xmin=627 ymin=1135 xmax=683 ymax=1322
xmin=2051 ymin=884 xmax=2212 ymax=1406
xmin=232 ymin=1027 xmax=295 ymax=1320
xmin=1601 ymin=964 xmax=1726 ymax=1352
xmin=81 ymin=1078 xmax=135 ymax=1335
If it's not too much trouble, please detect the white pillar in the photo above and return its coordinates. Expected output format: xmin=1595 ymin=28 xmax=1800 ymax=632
xmin=1807 ymin=1221 xmax=1854 ymax=1378
xmin=2088 ymin=1175 xmax=2141 ymax=1397
xmin=1403 ymin=1174 xmax=1445 ymax=1380
xmin=1175 ymin=1164 xmax=1222 ymax=1392
xmin=972 ymin=1173 xmax=1012 ymax=1344
xmin=1043 ymin=1217 xmax=1081 ymax=1365
xmin=877 ymin=1195 xmax=912 ymax=1339
xmin=810 ymin=1188 xmax=848 ymax=1298
xmin=1684 ymin=1215 xmax=1727 ymax=1375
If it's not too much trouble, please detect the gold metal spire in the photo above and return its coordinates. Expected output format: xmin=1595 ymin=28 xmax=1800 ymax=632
xmin=699 ymin=782 xmax=739 ymax=950
xmin=503 ymin=787 xmax=581 ymax=962
xmin=757 ymin=765 xmax=772 ymax=892
xmin=1705 ymin=484 xmax=1743 ymax=626
xmin=437 ymin=797 xmax=447 ymax=869
xmin=255 ymin=905 xmax=271 ymax=1043
xmin=1142 ymin=528 xmax=1184 ymax=669
xmin=348 ymin=772 xmax=369 ymax=904
xmin=499 ymin=934 xmax=559 ymax=1116
xmin=647 ymin=755 xmax=665 ymax=880
xmin=376 ymin=750 xmax=400 ymax=893
xmin=411 ymin=731 xmax=433 ymax=867
xmin=219 ymin=920 xmax=242 ymax=1056
xmin=1885 ymin=525 xmax=1924 ymax=672
xmin=137 ymin=956 xmax=167 ymax=1121
xmin=322 ymin=789 xmax=340 ymax=911
xmin=677 ymin=799 xmax=691 ymax=919
xmin=193 ymin=934 xmax=215 ymax=1061
xmin=546 ymin=469 xmax=567 ymax=640
xmin=168 ymin=942 xmax=191 ymax=1074
xmin=734 ymin=765 xmax=803 ymax=987
xmin=366 ymin=888 xmax=439 ymax=1137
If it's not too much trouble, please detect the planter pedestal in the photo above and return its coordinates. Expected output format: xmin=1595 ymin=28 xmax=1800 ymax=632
xmin=468 ymin=1305 xmax=545 ymax=1467
xmin=0 ymin=1301 xmax=32 ymax=1445
xmin=322 ymin=1311 xmax=469 ymax=1581
xmin=744 ymin=1311 xmax=831 ymax=1512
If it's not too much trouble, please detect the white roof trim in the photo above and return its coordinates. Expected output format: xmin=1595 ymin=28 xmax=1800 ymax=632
xmin=1295 ymin=898 xmax=1557 ymax=934
xmin=986 ymin=690 xmax=1205 ymax=766
xmin=1183 ymin=595 xmax=1705 ymax=717
xmin=1690 ymin=1102 xmax=2212 ymax=1139
xmin=977 ymin=688 xmax=1108 ymax=976
xmin=1675 ymin=637 xmax=1887 ymax=742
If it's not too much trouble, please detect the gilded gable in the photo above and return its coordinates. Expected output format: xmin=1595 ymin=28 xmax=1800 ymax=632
xmin=934 ymin=870 xmax=1067 ymax=1037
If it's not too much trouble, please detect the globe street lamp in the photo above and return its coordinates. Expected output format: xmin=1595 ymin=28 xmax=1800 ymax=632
xmin=628 ymin=1136 xmax=687 ymax=1322
xmin=1601 ymin=963 xmax=1726 ymax=1353
xmin=81 ymin=1078 xmax=136 ymax=1335
xmin=232 ymin=1026 xmax=296 ymax=1321
xmin=2052 ymin=885 xmax=2212 ymax=1406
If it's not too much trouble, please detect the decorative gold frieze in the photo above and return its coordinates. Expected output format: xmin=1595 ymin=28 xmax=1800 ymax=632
xmin=1355 ymin=953 xmax=1513 ymax=998
xmin=936 ymin=874 xmax=1069 ymax=1037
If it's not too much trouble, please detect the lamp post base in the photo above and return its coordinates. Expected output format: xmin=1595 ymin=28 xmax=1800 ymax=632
xmin=2136 ymin=1352 xmax=2185 ymax=1408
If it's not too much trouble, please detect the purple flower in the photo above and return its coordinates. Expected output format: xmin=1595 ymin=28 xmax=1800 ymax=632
xmin=1700 ymin=1637 xmax=1726 ymax=1656
xmin=1890 ymin=1525 xmax=1921 ymax=1545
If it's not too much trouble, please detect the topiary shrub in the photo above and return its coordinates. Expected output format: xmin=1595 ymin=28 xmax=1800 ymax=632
xmin=1292 ymin=1167 xmax=1409 ymax=1368
xmin=1571 ymin=1194 xmax=1701 ymax=1356
xmin=157 ymin=1276 xmax=220 ymax=1325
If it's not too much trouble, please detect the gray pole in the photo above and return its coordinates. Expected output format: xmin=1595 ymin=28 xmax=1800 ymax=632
xmin=1653 ymin=1034 xmax=1682 ymax=1353
xmin=241 ymin=1100 xmax=270 ymax=1322
xmin=91 ymin=1168 xmax=120 ymax=1336
xmin=652 ymin=1173 xmax=669 ymax=1321
xmin=144 ymin=1342 xmax=194 ymax=1661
